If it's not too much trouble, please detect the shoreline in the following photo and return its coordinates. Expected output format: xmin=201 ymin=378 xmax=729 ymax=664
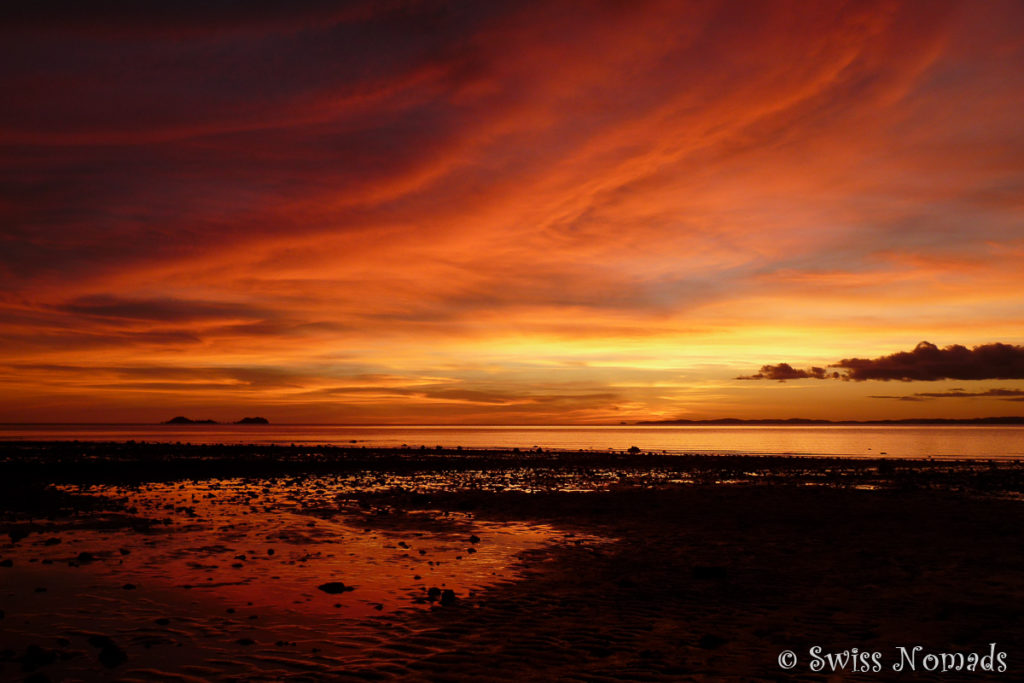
xmin=3 ymin=441 xmax=1024 ymax=497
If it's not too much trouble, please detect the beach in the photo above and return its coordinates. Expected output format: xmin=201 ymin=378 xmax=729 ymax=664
xmin=2 ymin=443 xmax=1023 ymax=681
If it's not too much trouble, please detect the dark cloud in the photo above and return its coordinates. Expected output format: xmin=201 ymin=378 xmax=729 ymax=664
xmin=837 ymin=342 xmax=1024 ymax=381
xmin=57 ymin=295 xmax=272 ymax=323
xmin=737 ymin=363 xmax=835 ymax=381
xmin=872 ymin=388 xmax=1024 ymax=401
xmin=740 ymin=342 xmax=1024 ymax=382
xmin=868 ymin=394 xmax=928 ymax=402
xmin=4 ymin=363 xmax=310 ymax=389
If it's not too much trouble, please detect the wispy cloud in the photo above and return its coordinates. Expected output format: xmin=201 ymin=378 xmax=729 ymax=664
xmin=2 ymin=1 xmax=1024 ymax=421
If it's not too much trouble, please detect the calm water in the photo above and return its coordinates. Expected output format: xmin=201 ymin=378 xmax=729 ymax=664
xmin=2 ymin=423 xmax=1023 ymax=459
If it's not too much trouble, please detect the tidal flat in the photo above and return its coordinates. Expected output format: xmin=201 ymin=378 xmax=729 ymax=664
xmin=2 ymin=443 xmax=1023 ymax=681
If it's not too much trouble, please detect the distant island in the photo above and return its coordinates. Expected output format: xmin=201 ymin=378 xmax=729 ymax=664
xmin=162 ymin=416 xmax=270 ymax=425
xmin=163 ymin=416 xmax=218 ymax=424
xmin=636 ymin=416 xmax=1024 ymax=426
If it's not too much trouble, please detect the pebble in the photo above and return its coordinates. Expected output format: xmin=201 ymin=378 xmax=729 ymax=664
xmin=317 ymin=581 xmax=353 ymax=594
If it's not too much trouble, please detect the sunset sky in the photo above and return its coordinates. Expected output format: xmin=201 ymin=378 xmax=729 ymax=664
xmin=2 ymin=0 xmax=1024 ymax=424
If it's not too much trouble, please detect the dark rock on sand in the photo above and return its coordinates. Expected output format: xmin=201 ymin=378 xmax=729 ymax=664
xmin=235 ymin=417 xmax=270 ymax=424
xmin=0 ymin=558 xmax=12 ymax=567
xmin=440 ymin=589 xmax=457 ymax=606
xmin=98 ymin=644 xmax=127 ymax=668
xmin=155 ymin=617 xmax=171 ymax=625
xmin=469 ymin=534 xmax=481 ymax=544
xmin=76 ymin=551 xmax=95 ymax=564
xmin=698 ymin=633 xmax=728 ymax=649
xmin=427 ymin=586 xmax=442 ymax=602
xmin=317 ymin=581 xmax=353 ymax=594
xmin=691 ymin=565 xmax=727 ymax=580
xmin=236 ymin=638 xmax=256 ymax=646
xmin=42 ymin=537 xmax=61 ymax=546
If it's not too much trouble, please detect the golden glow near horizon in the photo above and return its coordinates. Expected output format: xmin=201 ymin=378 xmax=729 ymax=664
xmin=2 ymin=2 xmax=1024 ymax=423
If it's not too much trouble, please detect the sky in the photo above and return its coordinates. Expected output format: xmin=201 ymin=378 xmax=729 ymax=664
xmin=2 ymin=0 xmax=1024 ymax=424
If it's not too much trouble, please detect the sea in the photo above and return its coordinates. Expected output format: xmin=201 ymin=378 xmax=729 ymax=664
xmin=1 ymin=423 xmax=1023 ymax=459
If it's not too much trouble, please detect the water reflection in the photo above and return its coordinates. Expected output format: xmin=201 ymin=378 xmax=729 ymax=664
xmin=1 ymin=476 xmax=606 ymax=680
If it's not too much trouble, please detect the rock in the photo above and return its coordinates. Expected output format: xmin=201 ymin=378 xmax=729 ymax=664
xmin=691 ymin=565 xmax=727 ymax=580
xmin=43 ymin=537 xmax=61 ymax=546
xmin=236 ymin=638 xmax=255 ymax=646
xmin=0 ymin=558 xmax=12 ymax=567
xmin=76 ymin=551 xmax=96 ymax=564
xmin=468 ymin=534 xmax=481 ymax=544
xmin=698 ymin=633 xmax=728 ymax=649
xmin=440 ymin=589 xmax=457 ymax=606
xmin=122 ymin=583 xmax=136 ymax=590
xmin=427 ymin=586 xmax=442 ymax=602
xmin=317 ymin=582 xmax=353 ymax=594
xmin=98 ymin=644 xmax=127 ymax=668
xmin=155 ymin=618 xmax=171 ymax=626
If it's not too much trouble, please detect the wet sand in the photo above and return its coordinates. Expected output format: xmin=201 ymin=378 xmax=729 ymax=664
xmin=2 ymin=443 xmax=1023 ymax=681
